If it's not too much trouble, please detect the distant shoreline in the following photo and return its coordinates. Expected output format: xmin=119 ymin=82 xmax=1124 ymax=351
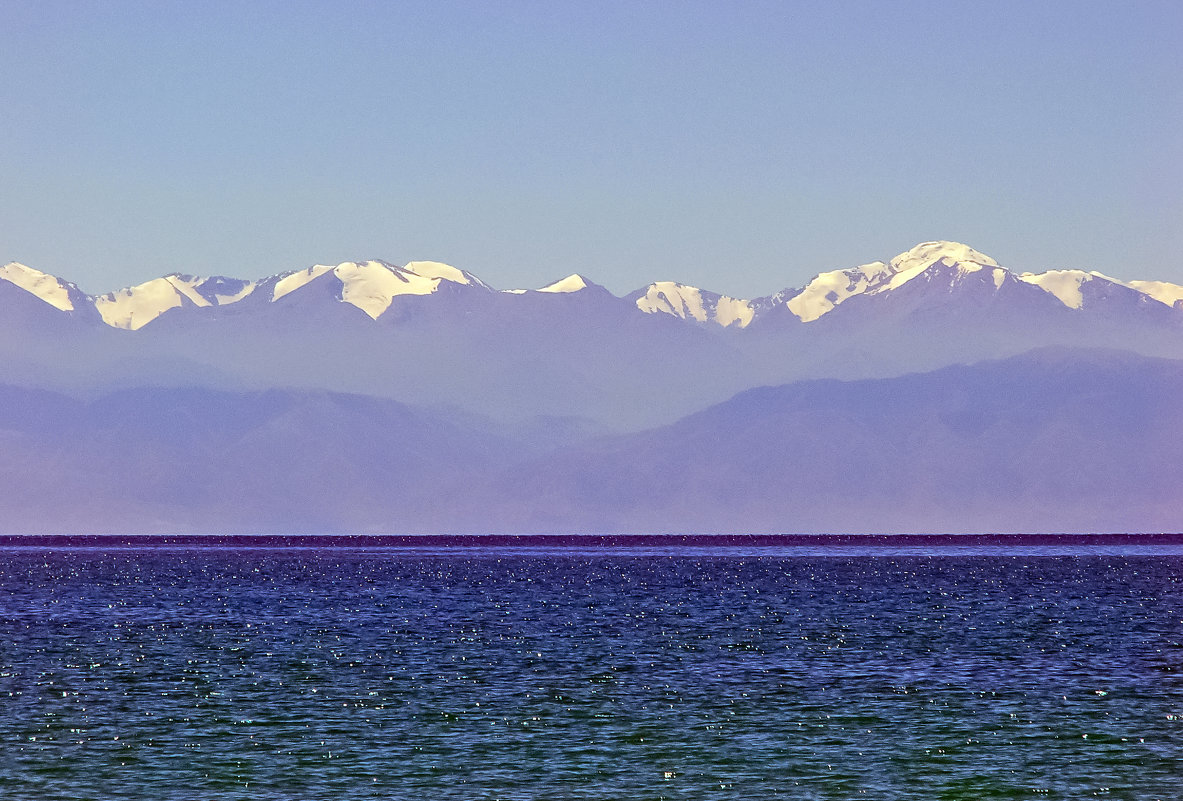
xmin=3 ymin=532 xmax=1183 ymax=549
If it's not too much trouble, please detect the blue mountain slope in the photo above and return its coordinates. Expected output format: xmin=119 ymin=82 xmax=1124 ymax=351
xmin=490 ymin=348 xmax=1183 ymax=534
xmin=1 ymin=348 xmax=1179 ymax=534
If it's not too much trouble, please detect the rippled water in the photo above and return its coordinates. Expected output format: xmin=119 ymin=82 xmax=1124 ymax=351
xmin=2 ymin=546 xmax=1181 ymax=799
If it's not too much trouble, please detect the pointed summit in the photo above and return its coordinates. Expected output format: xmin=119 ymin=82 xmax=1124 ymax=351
xmin=538 ymin=274 xmax=593 ymax=293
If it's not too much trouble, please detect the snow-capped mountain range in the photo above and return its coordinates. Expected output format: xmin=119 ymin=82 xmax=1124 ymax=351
xmin=3 ymin=241 xmax=1183 ymax=533
xmin=4 ymin=241 xmax=1181 ymax=330
xmin=4 ymin=240 xmax=1183 ymax=433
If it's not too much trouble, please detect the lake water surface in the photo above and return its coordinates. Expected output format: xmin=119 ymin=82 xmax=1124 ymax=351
xmin=2 ymin=544 xmax=1181 ymax=799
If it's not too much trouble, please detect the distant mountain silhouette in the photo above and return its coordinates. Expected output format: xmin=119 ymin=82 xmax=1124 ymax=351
xmin=1 ymin=349 xmax=1179 ymax=534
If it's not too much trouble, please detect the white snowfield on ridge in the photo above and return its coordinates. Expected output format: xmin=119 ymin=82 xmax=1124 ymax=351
xmin=2 ymin=241 xmax=1181 ymax=331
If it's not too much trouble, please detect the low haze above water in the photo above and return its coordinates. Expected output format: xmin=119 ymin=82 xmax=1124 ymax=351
xmin=2 ymin=546 xmax=1181 ymax=800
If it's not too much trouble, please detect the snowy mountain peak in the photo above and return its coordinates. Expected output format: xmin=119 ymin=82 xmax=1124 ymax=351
xmin=96 ymin=276 xmax=203 ymax=330
xmin=271 ymin=264 xmax=335 ymax=301
xmin=784 ymin=242 xmax=1005 ymax=322
xmin=538 ymin=274 xmax=592 ymax=293
xmin=889 ymin=241 xmax=999 ymax=271
xmin=633 ymin=281 xmax=756 ymax=328
xmin=334 ymin=262 xmax=415 ymax=319
xmin=401 ymin=260 xmax=487 ymax=288
xmin=269 ymin=260 xmax=491 ymax=319
xmin=1017 ymin=269 xmax=1107 ymax=310
xmin=1127 ymin=280 xmax=1183 ymax=309
xmin=882 ymin=241 xmax=1001 ymax=291
xmin=0 ymin=262 xmax=77 ymax=311
xmin=786 ymin=261 xmax=891 ymax=322
xmin=95 ymin=273 xmax=257 ymax=330
xmin=1017 ymin=269 xmax=1183 ymax=311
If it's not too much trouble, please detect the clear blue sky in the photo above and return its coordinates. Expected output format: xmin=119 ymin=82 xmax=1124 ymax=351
xmin=2 ymin=0 xmax=1180 ymax=296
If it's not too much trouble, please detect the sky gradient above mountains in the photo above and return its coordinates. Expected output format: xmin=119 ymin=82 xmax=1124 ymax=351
xmin=2 ymin=2 xmax=1180 ymax=294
